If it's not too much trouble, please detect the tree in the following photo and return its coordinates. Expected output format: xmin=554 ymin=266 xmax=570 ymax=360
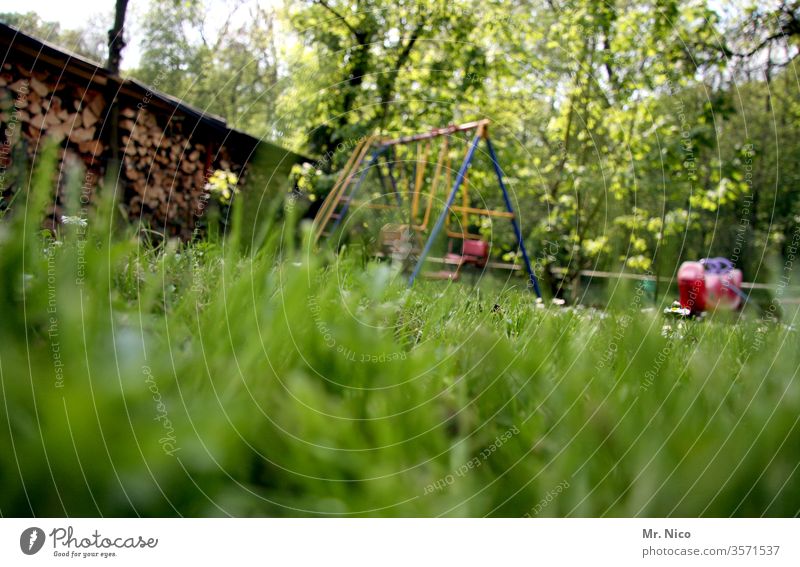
xmin=106 ymin=0 xmax=131 ymax=174
xmin=106 ymin=0 xmax=130 ymax=74
xmin=0 ymin=11 xmax=108 ymax=62
xmin=287 ymin=0 xmax=490 ymax=157
xmin=134 ymin=0 xmax=284 ymax=139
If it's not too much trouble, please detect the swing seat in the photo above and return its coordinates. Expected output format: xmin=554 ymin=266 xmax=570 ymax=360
xmin=444 ymin=239 xmax=489 ymax=268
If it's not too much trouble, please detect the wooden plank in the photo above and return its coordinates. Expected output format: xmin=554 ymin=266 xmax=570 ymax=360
xmin=450 ymin=205 xmax=515 ymax=218
xmin=314 ymin=136 xmax=375 ymax=242
xmin=426 ymin=256 xmax=522 ymax=271
xmin=379 ymin=119 xmax=490 ymax=147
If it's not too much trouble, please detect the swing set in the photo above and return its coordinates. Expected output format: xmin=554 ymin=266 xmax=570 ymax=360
xmin=313 ymin=119 xmax=542 ymax=299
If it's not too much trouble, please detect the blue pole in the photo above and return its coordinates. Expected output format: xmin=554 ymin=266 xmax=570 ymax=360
xmin=408 ymin=132 xmax=482 ymax=286
xmin=384 ymin=148 xmax=403 ymax=207
xmin=330 ymin=148 xmax=385 ymax=233
xmin=485 ymin=137 xmax=542 ymax=299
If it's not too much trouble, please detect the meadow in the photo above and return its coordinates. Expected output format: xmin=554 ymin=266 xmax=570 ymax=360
xmin=1 ymin=157 xmax=798 ymax=518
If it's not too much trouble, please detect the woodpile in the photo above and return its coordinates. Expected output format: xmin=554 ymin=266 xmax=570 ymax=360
xmin=119 ymin=108 xmax=245 ymax=238
xmin=0 ymin=64 xmax=106 ymax=156
xmin=120 ymin=106 xmax=211 ymax=236
xmin=0 ymin=62 xmax=106 ymax=222
xmin=1 ymin=61 xmax=246 ymax=238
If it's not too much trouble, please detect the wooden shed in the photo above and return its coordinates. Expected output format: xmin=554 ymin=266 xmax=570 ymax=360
xmin=0 ymin=22 xmax=306 ymax=239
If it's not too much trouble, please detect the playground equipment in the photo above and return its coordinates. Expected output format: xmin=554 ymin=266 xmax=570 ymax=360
xmin=669 ymin=257 xmax=746 ymax=316
xmin=313 ymin=120 xmax=542 ymax=298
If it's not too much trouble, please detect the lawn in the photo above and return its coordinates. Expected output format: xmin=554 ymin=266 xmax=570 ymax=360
xmin=1 ymin=166 xmax=798 ymax=517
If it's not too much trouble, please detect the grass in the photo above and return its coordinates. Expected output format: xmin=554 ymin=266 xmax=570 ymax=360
xmin=1 ymin=157 xmax=799 ymax=517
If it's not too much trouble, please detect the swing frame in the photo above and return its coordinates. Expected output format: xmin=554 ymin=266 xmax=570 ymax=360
xmin=312 ymin=119 xmax=542 ymax=299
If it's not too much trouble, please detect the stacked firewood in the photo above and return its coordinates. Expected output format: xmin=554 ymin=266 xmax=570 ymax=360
xmin=0 ymin=62 xmax=107 ymax=221
xmin=120 ymin=107 xmax=211 ymax=235
xmin=119 ymin=109 xmax=245 ymax=238
xmin=1 ymin=61 xmax=245 ymax=238
xmin=0 ymin=63 xmax=107 ymax=160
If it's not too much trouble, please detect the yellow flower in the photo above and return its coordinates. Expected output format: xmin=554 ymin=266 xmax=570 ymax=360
xmin=204 ymin=169 xmax=239 ymax=203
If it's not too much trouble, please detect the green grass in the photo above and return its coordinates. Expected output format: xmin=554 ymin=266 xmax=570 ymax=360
xmin=1 ymin=160 xmax=799 ymax=517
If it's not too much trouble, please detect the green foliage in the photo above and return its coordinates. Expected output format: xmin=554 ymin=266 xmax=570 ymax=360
xmin=2 ymin=0 xmax=800 ymax=517
xmin=0 ymin=11 xmax=108 ymax=61
xmin=1 ymin=156 xmax=798 ymax=517
xmin=132 ymin=0 xmax=284 ymax=140
xmin=8 ymin=0 xmax=795 ymax=291
xmin=285 ymin=0 xmax=491 ymax=157
xmin=277 ymin=0 xmax=800 ymax=294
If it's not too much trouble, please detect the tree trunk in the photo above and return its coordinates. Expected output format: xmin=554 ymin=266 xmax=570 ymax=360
xmin=106 ymin=0 xmax=129 ymax=183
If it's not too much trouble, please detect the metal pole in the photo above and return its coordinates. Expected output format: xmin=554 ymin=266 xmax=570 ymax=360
xmin=385 ymin=149 xmax=403 ymax=207
xmin=330 ymin=148 xmax=385 ymax=233
xmin=379 ymin=119 xmax=489 ymax=147
xmin=485 ymin=137 xmax=542 ymax=299
xmin=408 ymin=132 xmax=483 ymax=286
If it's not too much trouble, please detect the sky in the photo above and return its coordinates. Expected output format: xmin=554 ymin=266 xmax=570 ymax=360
xmin=0 ymin=0 xmax=140 ymax=66
xmin=0 ymin=0 xmax=286 ymax=70
xmin=0 ymin=0 xmax=760 ymax=71
xmin=0 ymin=0 xmax=113 ymax=30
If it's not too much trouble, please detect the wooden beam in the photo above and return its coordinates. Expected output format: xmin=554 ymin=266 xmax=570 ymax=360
xmin=379 ymin=119 xmax=490 ymax=147
xmin=450 ymin=205 xmax=515 ymax=218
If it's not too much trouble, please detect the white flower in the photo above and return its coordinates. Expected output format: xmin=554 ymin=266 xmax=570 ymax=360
xmin=61 ymin=215 xmax=87 ymax=227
